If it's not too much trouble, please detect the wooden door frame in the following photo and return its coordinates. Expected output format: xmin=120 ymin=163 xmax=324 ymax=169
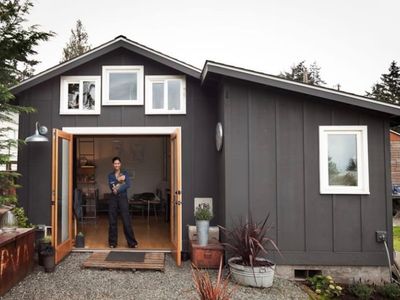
xmin=62 ymin=126 xmax=183 ymax=264
xmin=170 ymin=128 xmax=182 ymax=266
xmin=51 ymin=129 xmax=73 ymax=264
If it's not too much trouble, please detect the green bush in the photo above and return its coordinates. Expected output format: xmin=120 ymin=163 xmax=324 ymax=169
xmin=378 ymin=283 xmax=400 ymax=299
xmin=194 ymin=203 xmax=213 ymax=221
xmin=307 ymin=275 xmax=342 ymax=299
xmin=349 ymin=281 xmax=374 ymax=300
xmin=12 ymin=206 xmax=30 ymax=228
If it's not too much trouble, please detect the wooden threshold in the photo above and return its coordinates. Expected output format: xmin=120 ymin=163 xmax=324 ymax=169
xmin=82 ymin=251 xmax=165 ymax=271
xmin=73 ymin=248 xmax=171 ymax=253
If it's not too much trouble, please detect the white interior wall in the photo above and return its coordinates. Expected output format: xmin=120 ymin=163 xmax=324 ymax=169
xmin=94 ymin=136 xmax=165 ymax=199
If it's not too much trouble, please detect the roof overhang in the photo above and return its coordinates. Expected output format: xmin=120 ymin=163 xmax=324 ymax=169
xmin=10 ymin=36 xmax=201 ymax=95
xmin=202 ymin=61 xmax=400 ymax=117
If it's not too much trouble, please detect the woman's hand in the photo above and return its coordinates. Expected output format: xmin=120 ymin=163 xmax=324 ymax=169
xmin=118 ymin=174 xmax=125 ymax=182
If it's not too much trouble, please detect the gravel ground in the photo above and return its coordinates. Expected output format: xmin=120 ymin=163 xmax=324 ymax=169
xmin=1 ymin=253 xmax=308 ymax=300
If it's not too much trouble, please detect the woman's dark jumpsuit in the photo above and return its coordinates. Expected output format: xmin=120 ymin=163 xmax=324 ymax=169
xmin=107 ymin=171 xmax=137 ymax=247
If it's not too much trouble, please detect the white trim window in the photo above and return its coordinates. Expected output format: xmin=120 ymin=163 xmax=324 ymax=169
xmin=319 ymin=126 xmax=369 ymax=194
xmin=145 ymin=75 xmax=186 ymax=115
xmin=102 ymin=65 xmax=144 ymax=105
xmin=60 ymin=76 xmax=101 ymax=115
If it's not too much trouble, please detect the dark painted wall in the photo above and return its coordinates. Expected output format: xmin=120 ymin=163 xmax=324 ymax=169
xmin=16 ymin=46 xmax=393 ymax=266
xmin=16 ymin=47 xmax=219 ymax=250
xmin=220 ymin=77 xmax=392 ymax=266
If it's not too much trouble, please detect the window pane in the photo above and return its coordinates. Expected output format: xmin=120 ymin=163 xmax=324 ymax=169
xmin=82 ymin=81 xmax=95 ymax=110
xmin=167 ymin=80 xmax=181 ymax=110
xmin=68 ymin=83 xmax=79 ymax=109
xmin=152 ymin=82 xmax=164 ymax=109
xmin=109 ymin=73 xmax=137 ymax=100
xmin=328 ymin=134 xmax=358 ymax=186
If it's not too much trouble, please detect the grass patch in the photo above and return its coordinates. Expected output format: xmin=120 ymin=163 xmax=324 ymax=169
xmin=393 ymin=226 xmax=400 ymax=251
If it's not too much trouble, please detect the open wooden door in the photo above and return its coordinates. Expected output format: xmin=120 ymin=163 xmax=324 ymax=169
xmin=51 ymin=129 xmax=73 ymax=264
xmin=170 ymin=128 xmax=182 ymax=266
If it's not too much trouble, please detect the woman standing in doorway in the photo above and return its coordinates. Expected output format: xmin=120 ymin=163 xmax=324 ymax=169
xmin=108 ymin=156 xmax=138 ymax=248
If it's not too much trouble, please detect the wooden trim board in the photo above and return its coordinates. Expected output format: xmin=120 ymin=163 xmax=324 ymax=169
xmin=82 ymin=252 xmax=165 ymax=271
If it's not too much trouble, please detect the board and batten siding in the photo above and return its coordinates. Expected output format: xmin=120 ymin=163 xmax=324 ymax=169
xmin=220 ymin=77 xmax=392 ymax=266
xmin=16 ymin=48 xmax=219 ymax=250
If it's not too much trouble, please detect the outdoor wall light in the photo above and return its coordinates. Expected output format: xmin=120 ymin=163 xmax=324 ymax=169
xmin=25 ymin=121 xmax=48 ymax=143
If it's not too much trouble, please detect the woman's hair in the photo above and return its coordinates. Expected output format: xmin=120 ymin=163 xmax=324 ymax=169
xmin=112 ymin=156 xmax=121 ymax=163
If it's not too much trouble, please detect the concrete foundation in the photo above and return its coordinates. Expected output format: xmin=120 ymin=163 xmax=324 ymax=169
xmin=275 ymin=265 xmax=390 ymax=284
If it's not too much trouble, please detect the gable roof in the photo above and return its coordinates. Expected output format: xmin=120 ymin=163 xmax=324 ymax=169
xmin=10 ymin=36 xmax=201 ymax=94
xmin=10 ymin=36 xmax=400 ymax=117
xmin=202 ymin=61 xmax=400 ymax=116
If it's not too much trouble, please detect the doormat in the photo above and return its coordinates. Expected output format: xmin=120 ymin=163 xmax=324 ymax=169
xmin=105 ymin=251 xmax=145 ymax=262
xmin=82 ymin=252 xmax=165 ymax=271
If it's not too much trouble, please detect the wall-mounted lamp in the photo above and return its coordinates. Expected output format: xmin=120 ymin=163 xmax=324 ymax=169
xmin=25 ymin=121 xmax=48 ymax=143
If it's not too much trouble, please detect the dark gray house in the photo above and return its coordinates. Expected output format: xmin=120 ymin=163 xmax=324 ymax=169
xmin=11 ymin=36 xmax=400 ymax=282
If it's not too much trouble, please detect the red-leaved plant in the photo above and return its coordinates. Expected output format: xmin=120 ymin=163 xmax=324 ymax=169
xmin=219 ymin=214 xmax=279 ymax=267
xmin=192 ymin=258 xmax=236 ymax=300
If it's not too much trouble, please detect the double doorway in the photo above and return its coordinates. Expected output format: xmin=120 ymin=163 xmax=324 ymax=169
xmin=51 ymin=127 xmax=182 ymax=266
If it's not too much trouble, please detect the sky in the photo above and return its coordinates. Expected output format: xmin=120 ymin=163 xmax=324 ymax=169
xmin=26 ymin=0 xmax=400 ymax=95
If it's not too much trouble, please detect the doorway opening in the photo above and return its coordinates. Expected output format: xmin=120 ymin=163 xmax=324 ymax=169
xmin=74 ymin=135 xmax=172 ymax=250
xmin=52 ymin=126 xmax=182 ymax=265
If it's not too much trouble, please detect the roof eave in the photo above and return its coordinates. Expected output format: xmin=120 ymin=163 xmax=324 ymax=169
xmin=10 ymin=37 xmax=201 ymax=95
xmin=202 ymin=62 xmax=400 ymax=117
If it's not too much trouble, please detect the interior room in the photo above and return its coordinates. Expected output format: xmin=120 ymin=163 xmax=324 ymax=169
xmin=74 ymin=135 xmax=172 ymax=250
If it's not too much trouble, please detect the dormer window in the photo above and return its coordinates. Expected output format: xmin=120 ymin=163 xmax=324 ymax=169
xmin=60 ymin=76 xmax=101 ymax=115
xmin=145 ymin=75 xmax=186 ymax=115
xmin=102 ymin=65 xmax=144 ymax=105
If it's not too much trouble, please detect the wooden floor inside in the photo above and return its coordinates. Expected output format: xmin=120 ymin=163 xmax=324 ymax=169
xmin=82 ymin=251 xmax=165 ymax=271
xmin=77 ymin=214 xmax=173 ymax=250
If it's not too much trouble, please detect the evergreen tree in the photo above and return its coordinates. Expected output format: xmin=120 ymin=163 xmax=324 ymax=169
xmin=346 ymin=158 xmax=357 ymax=172
xmin=61 ymin=20 xmax=91 ymax=62
xmin=279 ymin=61 xmax=326 ymax=86
xmin=0 ymin=0 xmax=53 ymax=226
xmin=366 ymin=61 xmax=400 ymax=105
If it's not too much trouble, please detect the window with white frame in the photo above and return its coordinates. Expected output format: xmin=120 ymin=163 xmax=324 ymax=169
xmin=102 ymin=65 xmax=144 ymax=105
xmin=319 ymin=126 xmax=369 ymax=194
xmin=60 ymin=76 xmax=101 ymax=115
xmin=145 ymin=75 xmax=186 ymax=114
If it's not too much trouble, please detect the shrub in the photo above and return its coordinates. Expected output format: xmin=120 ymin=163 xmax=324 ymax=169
xmin=378 ymin=283 xmax=400 ymax=299
xmin=349 ymin=281 xmax=374 ymax=300
xmin=307 ymin=275 xmax=342 ymax=299
xmin=41 ymin=236 xmax=52 ymax=244
xmin=12 ymin=206 xmax=30 ymax=227
xmin=195 ymin=203 xmax=213 ymax=221
xmin=192 ymin=258 xmax=235 ymax=300
xmin=219 ymin=214 xmax=279 ymax=267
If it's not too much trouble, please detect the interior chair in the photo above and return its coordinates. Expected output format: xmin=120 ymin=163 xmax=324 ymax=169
xmin=129 ymin=194 xmax=146 ymax=217
xmin=136 ymin=192 xmax=161 ymax=222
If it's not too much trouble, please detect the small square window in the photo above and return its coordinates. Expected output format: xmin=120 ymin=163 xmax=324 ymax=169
xmin=319 ymin=126 xmax=369 ymax=194
xmin=145 ymin=75 xmax=186 ymax=115
xmin=102 ymin=66 xmax=144 ymax=105
xmin=60 ymin=76 xmax=101 ymax=115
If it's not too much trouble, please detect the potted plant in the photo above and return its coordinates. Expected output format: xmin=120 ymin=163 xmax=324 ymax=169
xmin=75 ymin=231 xmax=85 ymax=248
xmin=40 ymin=245 xmax=55 ymax=272
xmin=220 ymin=214 xmax=279 ymax=288
xmin=195 ymin=203 xmax=213 ymax=246
xmin=38 ymin=236 xmax=52 ymax=266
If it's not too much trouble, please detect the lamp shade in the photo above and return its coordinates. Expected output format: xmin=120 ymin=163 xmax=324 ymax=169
xmin=25 ymin=122 xmax=49 ymax=143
